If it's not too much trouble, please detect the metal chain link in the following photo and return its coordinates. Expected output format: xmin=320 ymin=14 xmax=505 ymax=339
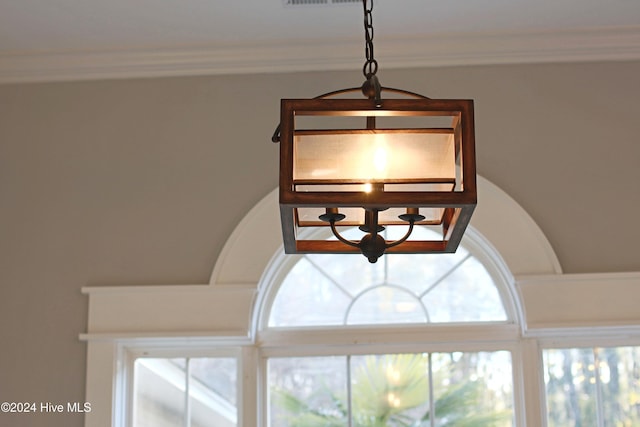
xmin=362 ymin=0 xmax=378 ymax=79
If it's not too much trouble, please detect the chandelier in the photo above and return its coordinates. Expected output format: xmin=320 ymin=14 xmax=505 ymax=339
xmin=272 ymin=0 xmax=476 ymax=263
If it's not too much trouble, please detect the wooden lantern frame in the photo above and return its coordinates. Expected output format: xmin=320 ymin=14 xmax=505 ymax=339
xmin=276 ymin=91 xmax=477 ymax=258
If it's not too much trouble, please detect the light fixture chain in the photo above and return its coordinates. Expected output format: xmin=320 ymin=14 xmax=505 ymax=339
xmin=362 ymin=0 xmax=378 ymax=79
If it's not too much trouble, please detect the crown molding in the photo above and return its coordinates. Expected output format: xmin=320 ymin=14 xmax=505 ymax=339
xmin=1 ymin=26 xmax=639 ymax=84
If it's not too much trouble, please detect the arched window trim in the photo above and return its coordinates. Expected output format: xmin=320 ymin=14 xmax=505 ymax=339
xmin=253 ymin=224 xmax=523 ymax=336
xmin=239 ymin=175 xmax=556 ymax=338
xmin=212 ymin=175 xmax=562 ymax=288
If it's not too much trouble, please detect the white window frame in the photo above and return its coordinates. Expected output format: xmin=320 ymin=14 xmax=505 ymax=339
xmin=258 ymin=330 xmax=527 ymax=426
xmin=120 ymin=345 xmax=244 ymax=427
xmin=81 ymin=177 xmax=640 ymax=427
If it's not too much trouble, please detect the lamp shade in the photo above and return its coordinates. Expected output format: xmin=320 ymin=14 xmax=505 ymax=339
xmin=278 ymin=96 xmax=476 ymax=256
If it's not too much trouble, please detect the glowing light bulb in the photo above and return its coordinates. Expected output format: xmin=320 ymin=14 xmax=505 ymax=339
xmin=363 ymin=182 xmax=372 ymax=193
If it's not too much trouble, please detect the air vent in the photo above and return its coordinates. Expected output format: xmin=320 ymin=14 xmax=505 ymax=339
xmin=284 ymin=0 xmax=361 ymax=6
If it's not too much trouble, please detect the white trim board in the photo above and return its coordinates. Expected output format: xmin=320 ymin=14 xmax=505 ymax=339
xmin=2 ymin=27 xmax=640 ymax=84
xmin=517 ymin=272 xmax=640 ymax=331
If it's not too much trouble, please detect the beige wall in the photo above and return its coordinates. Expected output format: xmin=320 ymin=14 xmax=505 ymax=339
xmin=1 ymin=61 xmax=639 ymax=426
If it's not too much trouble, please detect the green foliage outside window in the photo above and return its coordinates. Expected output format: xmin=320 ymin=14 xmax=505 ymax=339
xmin=271 ymin=353 xmax=512 ymax=427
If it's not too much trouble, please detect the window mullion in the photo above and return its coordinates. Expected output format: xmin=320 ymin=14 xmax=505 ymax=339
xmin=428 ymin=352 xmax=435 ymax=427
xmin=519 ymin=339 xmax=544 ymax=427
xmin=185 ymin=358 xmax=191 ymax=427
xmin=419 ymin=253 xmax=472 ymax=299
xmin=305 ymin=256 xmax=354 ymax=299
xmin=347 ymin=355 xmax=353 ymax=427
xmin=594 ymin=348 xmax=605 ymax=427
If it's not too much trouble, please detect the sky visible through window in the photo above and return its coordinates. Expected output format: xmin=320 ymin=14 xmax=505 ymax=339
xmin=268 ymin=227 xmax=507 ymax=328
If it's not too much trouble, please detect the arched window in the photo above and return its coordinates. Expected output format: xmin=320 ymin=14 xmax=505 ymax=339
xmin=268 ymin=229 xmax=508 ymax=328
xmin=258 ymin=227 xmax=521 ymax=426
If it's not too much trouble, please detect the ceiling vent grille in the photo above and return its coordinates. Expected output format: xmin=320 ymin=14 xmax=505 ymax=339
xmin=284 ymin=0 xmax=361 ymax=6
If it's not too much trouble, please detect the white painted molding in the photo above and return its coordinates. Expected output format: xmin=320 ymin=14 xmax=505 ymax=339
xmin=83 ymin=284 xmax=257 ymax=337
xmin=526 ymin=324 xmax=640 ymax=340
xmin=2 ymin=26 xmax=640 ymax=83
xmin=517 ymin=272 xmax=640 ymax=331
xmin=209 ymin=190 xmax=283 ymax=286
xmin=212 ymin=176 xmax=562 ymax=291
xmin=472 ymin=176 xmax=562 ymax=276
xmin=258 ymin=324 xmax=522 ymax=350
xmin=79 ymin=332 xmax=253 ymax=344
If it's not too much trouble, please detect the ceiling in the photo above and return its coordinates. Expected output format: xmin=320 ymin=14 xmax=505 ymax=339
xmin=1 ymin=0 xmax=639 ymax=83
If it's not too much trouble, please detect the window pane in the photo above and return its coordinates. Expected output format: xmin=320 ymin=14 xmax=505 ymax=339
xmin=350 ymin=353 xmax=430 ymax=426
xmin=544 ymin=348 xmax=598 ymax=427
xmin=347 ymin=286 xmax=426 ymax=325
xmin=269 ymin=258 xmax=351 ymax=327
xmin=189 ymin=358 xmax=238 ymax=427
xmin=268 ymin=227 xmax=508 ymax=328
xmin=432 ymin=351 xmax=514 ymax=426
xmin=133 ymin=357 xmax=237 ymax=427
xmin=599 ymin=346 xmax=640 ymax=426
xmin=268 ymin=352 xmax=514 ymax=427
xmin=386 ymin=251 xmax=470 ymax=297
xmin=307 ymin=248 xmax=386 ymax=297
xmin=134 ymin=358 xmax=185 ymax=427
xmin=545 ymin=345 xmax=640 ymax=426
xmin=269 ymin=259 xmax=351 ymax=327
xmin=269 ymin=356 xmax=348 ymax=427
xmin=422 ymin=257 xmax=507 ymax=322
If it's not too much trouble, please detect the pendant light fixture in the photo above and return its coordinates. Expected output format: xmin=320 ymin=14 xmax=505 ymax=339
xmin=272 ymin=0 xmax=476 ymax=263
